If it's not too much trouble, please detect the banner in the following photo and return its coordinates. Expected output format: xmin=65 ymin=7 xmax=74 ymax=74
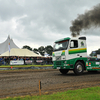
xmin=10 ymin=60 xmax=24 ymax=65
xmin=25 ymin=60 xmax=33 ymax=64
xmin=36 ymin=60 xmax=43 ymax=63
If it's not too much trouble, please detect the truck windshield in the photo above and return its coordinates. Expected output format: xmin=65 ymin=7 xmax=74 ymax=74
xmin=53 ymin=40 xmax=69 ymax=51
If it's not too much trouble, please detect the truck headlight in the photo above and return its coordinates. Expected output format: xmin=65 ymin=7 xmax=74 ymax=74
xmin=64 ymin=61 xmax=67 ymax=63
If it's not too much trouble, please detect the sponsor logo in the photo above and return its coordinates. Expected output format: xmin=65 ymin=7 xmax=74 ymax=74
xmin=81 ymin=41 xmax=84 ymax=47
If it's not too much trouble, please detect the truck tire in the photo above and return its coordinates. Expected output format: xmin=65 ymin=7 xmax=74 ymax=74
xmin=74 ymin=62 xmax=84 ymax=75
xmin=59 ymin=69 xmax=69 ymax=74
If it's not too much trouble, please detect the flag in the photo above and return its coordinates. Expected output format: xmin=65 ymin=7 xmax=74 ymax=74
xmin=8 ymin=43 xmax=10 ymax=52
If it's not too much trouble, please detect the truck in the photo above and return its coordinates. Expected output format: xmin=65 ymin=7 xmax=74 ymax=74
xmin=52 ymin=36 xmax=100 ymax=75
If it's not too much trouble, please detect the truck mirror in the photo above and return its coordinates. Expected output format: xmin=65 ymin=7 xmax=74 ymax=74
xmin=70 ymin=41 xmax=74 ymax=48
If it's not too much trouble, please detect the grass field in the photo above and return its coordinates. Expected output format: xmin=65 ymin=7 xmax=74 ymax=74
xmin=2 ymin=86 xmax=100 ymax=100
xmin=0 ymin=64 xmax=52 ymax=68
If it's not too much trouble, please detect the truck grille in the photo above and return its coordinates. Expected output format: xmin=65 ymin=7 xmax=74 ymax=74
xmin=56 ymin=61 xmax=61 ymax=65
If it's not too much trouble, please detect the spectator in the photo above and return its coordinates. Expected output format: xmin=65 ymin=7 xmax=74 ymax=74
xmin=17 ymin=56 xmax=20 ymax=60
xmin=13 ymin=56 xmax=17 ymax=60
xmin=0 ymin=57 xmax=3 ymax=65
xmin=3 ymin=57 xmax=6 ymax=65
xmin=20 ymin=57 xmax=23 ymax=60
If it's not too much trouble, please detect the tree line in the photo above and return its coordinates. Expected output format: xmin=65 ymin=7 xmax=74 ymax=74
xmin=22 ymin=45 xmax=53 ymax=56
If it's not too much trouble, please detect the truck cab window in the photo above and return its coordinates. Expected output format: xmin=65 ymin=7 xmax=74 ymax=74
xmin=53 ymin=40 xmax=69 ymax=51
xmin=70 ymin=40 xmax=78 ymax=48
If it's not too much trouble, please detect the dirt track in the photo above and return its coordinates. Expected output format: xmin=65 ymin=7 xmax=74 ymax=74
xmin=0 ymin=69 xmax=100 ymax=98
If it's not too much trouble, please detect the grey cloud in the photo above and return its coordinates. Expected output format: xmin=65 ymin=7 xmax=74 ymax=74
xmin=0 ymin=0 xmax=24 ymax=20
xmin=0 ymin=0 xmax=100 ymax=49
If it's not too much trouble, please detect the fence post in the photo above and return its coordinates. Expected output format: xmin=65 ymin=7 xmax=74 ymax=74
xmin=39 ymin=80 xmax=41 ymax=96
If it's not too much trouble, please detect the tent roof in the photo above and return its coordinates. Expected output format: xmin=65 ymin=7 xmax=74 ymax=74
xmin=0 ymin=48 xmax=43 ymax=57
xmin=0 ymin=36 xmax=19 ymax=54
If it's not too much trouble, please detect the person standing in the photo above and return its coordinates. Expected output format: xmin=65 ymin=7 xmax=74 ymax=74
xmin=0 ymin=57 xmax=3 ymax=65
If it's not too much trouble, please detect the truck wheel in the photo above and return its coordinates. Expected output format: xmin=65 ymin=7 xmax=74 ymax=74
xmin=59 ymin=69 xmax=69 ymax=74
xmin=74 ymin=62 xmax=84 ymax=75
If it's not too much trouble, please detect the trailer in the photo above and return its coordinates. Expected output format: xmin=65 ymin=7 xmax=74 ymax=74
xmin=52 ymin=36 xmax=100 ymax=75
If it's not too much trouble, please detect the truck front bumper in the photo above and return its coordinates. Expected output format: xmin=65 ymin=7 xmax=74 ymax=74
xmin=53 ymin=61 xmax=73 ymax=69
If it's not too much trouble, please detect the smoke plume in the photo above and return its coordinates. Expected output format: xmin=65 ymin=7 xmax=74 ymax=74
xmin=70 ymin=4 xmax=100 ymax=37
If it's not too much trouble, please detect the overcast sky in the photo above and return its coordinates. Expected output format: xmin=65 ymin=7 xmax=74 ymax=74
xmin=0 ymin=0 xmax=100 ymax=55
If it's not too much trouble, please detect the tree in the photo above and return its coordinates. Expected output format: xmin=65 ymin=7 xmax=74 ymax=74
xmin=22 ymin=45 xmax=32 ymax=51
xmin=33 ymin=48 xmax=38 ymax=54
xmin=45 ymin=45 xmax=53 ymax=56
xmin=38 ymin=46 xmax=45 ymax=56
xmin=22 ymin=45 xmax=53 ymax=56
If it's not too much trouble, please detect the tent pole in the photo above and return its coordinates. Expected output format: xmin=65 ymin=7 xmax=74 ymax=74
xmin=9 ymin=51 xmax=10 ymax=65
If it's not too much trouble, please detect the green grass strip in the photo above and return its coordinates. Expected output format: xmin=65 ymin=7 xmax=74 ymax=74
xmin=0 ymin=65 xmax=52 ymax=68
xmin=2 ymin=86 xmax=100 ymax=100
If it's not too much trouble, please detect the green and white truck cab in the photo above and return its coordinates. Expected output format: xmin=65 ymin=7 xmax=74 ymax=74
xmin=52 ymin=36 xmax=100 ymax=75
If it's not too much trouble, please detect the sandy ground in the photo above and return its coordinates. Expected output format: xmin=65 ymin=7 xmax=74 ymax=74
xmin=0 ymin=69 xmax=100 ymax=98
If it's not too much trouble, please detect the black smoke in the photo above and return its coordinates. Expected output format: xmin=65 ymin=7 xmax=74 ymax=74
xmin=70 ymin=4 xmax=100 ymax=37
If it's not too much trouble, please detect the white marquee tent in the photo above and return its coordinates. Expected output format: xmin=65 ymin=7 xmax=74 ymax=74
xmin=0 ymin=48 xmax=43 ymax=57
xmin=0 ymin=36 xmax=19 ymax=54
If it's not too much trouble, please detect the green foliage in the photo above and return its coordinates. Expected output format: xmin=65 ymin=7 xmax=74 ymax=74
xmin=22 ymin=45 xmax=53 ymax=56
xmin=38 ymin=46 xmax=45 ymax=56
xmin=33 ymin=48 xmax=38 ymax=54
xmin=22 ymin=45 xmax=32 ymax=51
xmin=45 ymin=45 xmax=53 ymax=56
